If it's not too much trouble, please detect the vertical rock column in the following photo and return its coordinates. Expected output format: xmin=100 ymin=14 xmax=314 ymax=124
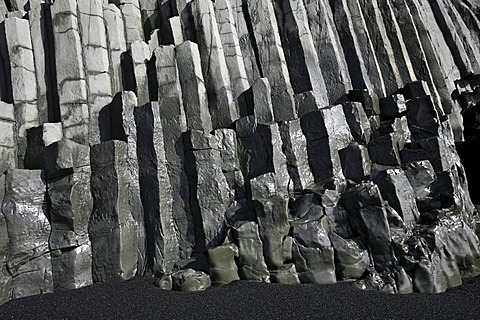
xmin=279 ymin=0 xmax=328 ymax=105
xmin=135 ymin=101 xmax=180 ymax=275
xmin=0 ymin=102 xmax=16 ymax=172
xmin=175 ymin=41 xmax=213 ymax=133
xmin=191 ymin=0 xmax=238 ymax=129
xmin=77 ymin=0 xmax=113 ymax=146
xmin=330 ymin=0 xmax=385 ymax=112
xmin=89 ymin=140 xmax=138 ymax=283
xmin=5 ymin=17 xmax=39 ymax=167
xmin=300 ymin=106 xmax=353 ymax=185
xmin=103 ymin=4 xmax=127 ymax=94
xmin=109 ymin=91 xmax=146 ymax=274
xmin=44 ymin=139 xmax=93 ymax=290
xmin=2 ymin=170 xmax=53 ymax=299
xmin=358 ymin=0 xmax=404 ymax=95
xmin=155 ymin=45 xmax=194 ymax=258
xmin=130 ymin=40 xmax=151 ymax=107
xmin=184 ymin=130 xmax=232 ymax=251
xmin=214 ymin=0 xmax=250 ymax=100
xmin=29 ymin=2 xmax=59 ymax=123
xmin=303 ymin=0 xmax=352 ymax=104
xmin=246 ymin=0 xmax=296 ymax=121
xmin=52 ymin=0 xmax=88 ymax=145
xmin=120 ymin=0 xmax=144 ymax=45
xmin=0 ymin=174 xmax=12 ymax=304
xmin=230 ymin=0 xmax=261 ymax=84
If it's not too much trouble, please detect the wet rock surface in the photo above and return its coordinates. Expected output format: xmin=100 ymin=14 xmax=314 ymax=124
xmin=0 ymin=0 xmax=480 ymax=306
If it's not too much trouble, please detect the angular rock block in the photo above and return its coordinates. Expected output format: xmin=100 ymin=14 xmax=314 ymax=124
xmin=184 ymin=139 xmax=231 ymax=250
xmin=339 ymin=142 xmax=372 ymax=184
xmin=232 ymin=221 xmax=269 ymax=282
xmin=341 ymin=181 xmax=396 ymax=272
xmin=269 ymin=263 xmax=300 ymax=284
xmin=279 ymin=119 xmax=314 ymax=192
xmin=279 ymin=0 xmax=328 ymax=105
xmin=44 ymin=138 xmax=93 ymax=290
xmin=368 ymin=133 xmax=402 ymax=167
xmin=0 ymin=174 xmax=12 ymax=304
xmin=104 ymin=4 xmax=127 ymax=93
xmin=214 ymin=0 xmax=249 ymax=99
xmin=208 ymin=243 xmax=240 ymax=285
xmin=171 ymin=268 xmax=211 ymax=291
xmin=254 ymin=196 xmax=290 ymax=270
xmin=246 ymin=0 xmax=296 ymax=121
xmin=236 ymin=119 xmax=290 ymax=197
xmin=2 ymin=170 xmax=53 ymax=299
xmin=135 ymin=102 xmax=180 ymax=275
xmin=155 ymin=45 xmax=184 ymax=120
xmin=300 ymin=107 xmax=352 ymax=183
xmin=0 ymin=102 xmax=16 ymax=172
xmin=342 ymin=102 xmax=372 ymax=145
xmin=238 ymin=78 xmax=275 ymax=123
xmin=292 ymin=220 xmax=336 ymax=284
xmin=371 ymin=168 xmax=420 ymax=227
xmin=191 ymin=0 xmax=238 ymax=128
xmin=175 ymin=41 xmax=213 ymax=133
xmin=329 ymin=232 xmax=369 ymax=279
xmin=303 ymin=0 xmax=352 ymax=104
xmin=214 ymin=128 xmax=240 ymax=173
xmin=89 ymin=141 xmax=138 ymax=283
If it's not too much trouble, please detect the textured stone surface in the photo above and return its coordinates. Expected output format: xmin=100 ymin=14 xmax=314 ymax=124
xmin=0 ymin=0 xmax=480 ymax=303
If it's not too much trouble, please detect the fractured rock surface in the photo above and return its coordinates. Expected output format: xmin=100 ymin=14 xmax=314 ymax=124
xmin=0 ymin=0 xmax=480 ymax=302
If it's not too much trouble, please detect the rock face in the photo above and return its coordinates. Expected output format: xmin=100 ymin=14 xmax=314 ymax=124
xmin=1 ymin=0 xmax=480 ymax=301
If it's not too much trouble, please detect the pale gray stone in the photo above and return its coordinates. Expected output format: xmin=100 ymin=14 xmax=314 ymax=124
xmin=246 ymin=0 xmax=296 ymax=121
xmin=175 ymin=41 xmax=213 ymax=133
xmin=191 ymin=0 xmax=238 ymax=129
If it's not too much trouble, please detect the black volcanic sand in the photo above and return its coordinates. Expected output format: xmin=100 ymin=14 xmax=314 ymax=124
xmin=1 ymin=276 xmax=480 ymax=320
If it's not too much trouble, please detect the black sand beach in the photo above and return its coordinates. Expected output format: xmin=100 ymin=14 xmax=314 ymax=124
xmin=0 ymin=276 xmax=479 ymax=320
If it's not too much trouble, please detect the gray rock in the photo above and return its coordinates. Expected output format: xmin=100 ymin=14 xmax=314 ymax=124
xmin=134 ymin=102 xmax=180 ymax=275
xmin=269 ymin=263 xmax=300 ymax=284
xmin=406 ymin=96 xmax=441 ymax=141
xmin=329 ymin=232 xmax=369 ymax=279
xmin=379 ymin=94 xmax=407 ymax=118
xmin=0 ymin=102 xmax=16 ymax=173
xmin=371 ymin=168 xmax=420 ymax=227
xmin=208 ymin=243 xmax=240 ymax=285
xmin=2 ymin=170 xmax=53 ymax=299
xmin=339 ymin=142 xmax=372 ymax=184
xmin=89 ymin=141 xmax=138 ymax=282
xmin=184 ymin=147 xmax=231 ymax=250
xmin=237 ymin=121 xmax=290 ymax=197
xmin=232 ymin=221 xmax=269 ymax=282
xmin=254 ymin=196 xmax=290 ymax=270
xmin=246 ymin=0 xmax=296 ymax=121
xmin=214 ymin=0 xmax=249 ymax=99
xmin=120 ymin=1 xmax=144 ymax=44
xmin=191 ymin=0 xmax=238 ymax=129
xmin=401 ymin=137 xmax=449 ymax=173
xmin=214 ymin=129 xmax=240 ymax=173
xmin=279 ymin=119 xmax=315 ymax=192
xmin=171 ymin=268 xmax=211 ymax=291
xmin=368 ymin=133 xmax=402 ymax=167
xmin=104 ymin=4 xmax=127 ymax=94
xmin=292 ymin=220 xmax=337 ymax=284
xmin=175 ymin=41 xmax=213 ymax=133
xmin=0 ymin=174 xmax=12 ymax=304
xmin=303 ymin=0 xmax=352 ymax=104
xmin=278 ymin=0 xmax=328 ymax=105
xmin=330 ymin=0 xmax=385 ymax=101
xmin=160 ymin=114 xmax=193 ymax=258
xmin=342 ymin=101 xmax=372 ymax=145
xmin=341 ymin=181 xmax=396 ymax=272
xmin=45 ymin=138 xmax=93 ymax=290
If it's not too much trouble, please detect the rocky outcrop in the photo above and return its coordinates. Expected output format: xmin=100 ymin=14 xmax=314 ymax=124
xmin=0 ymin=0 xmax=480 ymax=303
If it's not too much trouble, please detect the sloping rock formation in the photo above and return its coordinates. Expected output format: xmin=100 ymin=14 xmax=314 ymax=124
xmin=1 ymin=0 xmax=480 ymax=303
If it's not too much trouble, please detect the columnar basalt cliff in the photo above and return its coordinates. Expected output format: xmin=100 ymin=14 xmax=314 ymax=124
xmin=0 ymin=0 xmax=480 ymax=303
